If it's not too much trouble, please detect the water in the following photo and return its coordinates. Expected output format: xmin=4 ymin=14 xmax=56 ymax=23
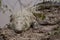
xmin=0 ymin=0 xmax=60 ymax=28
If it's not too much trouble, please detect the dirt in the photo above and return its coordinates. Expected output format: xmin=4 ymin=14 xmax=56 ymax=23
xmin=0 ymin=1 xmax=60 ymax=40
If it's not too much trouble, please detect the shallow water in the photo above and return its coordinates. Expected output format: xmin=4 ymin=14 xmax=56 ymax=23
xmin=0 ymin=0 xmax=59 ymax=28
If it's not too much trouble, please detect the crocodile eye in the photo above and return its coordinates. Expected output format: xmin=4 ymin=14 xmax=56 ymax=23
xmin=10 ymin=18 xmax=13 ymax=22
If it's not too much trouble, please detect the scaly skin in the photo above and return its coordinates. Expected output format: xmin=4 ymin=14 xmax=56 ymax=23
xmin=9 ymin=9 xmax=36 ymax=31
